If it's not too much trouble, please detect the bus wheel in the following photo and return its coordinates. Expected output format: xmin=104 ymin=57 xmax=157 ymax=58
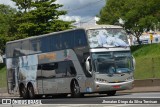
xmin=20 ymin=85 xmax=29 ymax=99
xmin=35 ymin=95 xmax=42 ymax=99
xmin=107 ymin=91 xmax=116 ymax=96
xmin=71 ymin=80 xmax=81 ymax=98
xmin=28 ymin=84 xmax=35 ymax=99
xmin=53 ymin=94 xmax=68 ymax=98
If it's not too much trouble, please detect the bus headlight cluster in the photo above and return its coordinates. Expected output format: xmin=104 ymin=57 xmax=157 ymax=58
xmin=96 ymin=78 xmax=108 ymax=83
xmin=125 ymin=76 xmax=134 ymax=81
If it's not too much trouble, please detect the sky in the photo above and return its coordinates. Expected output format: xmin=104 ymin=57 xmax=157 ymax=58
xmin=0 ymin=0 xmax=106 ymax=24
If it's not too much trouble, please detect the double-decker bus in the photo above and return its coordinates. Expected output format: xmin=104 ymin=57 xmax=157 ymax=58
xmin=5 ymin=25 xmax=135 ymax=99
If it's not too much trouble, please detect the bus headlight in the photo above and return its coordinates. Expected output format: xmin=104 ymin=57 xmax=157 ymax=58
xmin=96 ymin=78 xmax=108 ymax=83
xmin=125 ymin=76 xmax=134 ymax=81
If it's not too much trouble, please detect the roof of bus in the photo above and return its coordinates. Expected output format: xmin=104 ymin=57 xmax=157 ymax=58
xmin=6 ymin=25 xmax=123 ymax=44
xmin=80 ymin=24 xmax=123 ymax=30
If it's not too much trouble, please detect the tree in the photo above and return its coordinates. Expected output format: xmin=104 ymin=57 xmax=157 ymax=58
xmin=98 ymin=0 xmax=160 ymax=44
xmin=0 ymin=4 xmax=16 ymax=35
xmin=12 ymin=0 xmax=73 ymax=37
xmin=0 ymin=4 xmax=17 ymax=54
xmin=12 ymin=0 xmax=32 ymax=12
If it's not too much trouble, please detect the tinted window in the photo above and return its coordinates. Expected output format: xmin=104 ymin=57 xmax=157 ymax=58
xmin=30 ymin=39 xmax=41 ymax=53
xmin=61 ymin=31 xmax=74 ymax=49
xmin=41 ymin=63 xmax=58 ymax=70
xmin=74 ymin=29 xmax=87 ymax=47
xmin=56 ymin=60 xmax=76 ymax=78
xmin=50 ymin=35 xmax=60 ymax=50
xmin=6 ymin=44 xmax=11 ymax=57
xmin=37 ymin=61 xmax=76 ymax=78
xmin=22 ymin=40 xmax=29 ymax=51
xmin=19 ymin=40 xmax=30 ymax=56
xmin=12 ymin=42 xmax=21 ymax=57
xmin=37 ymin=63 xmax=58 ymax=78
xmin=41 ymin=37 xmax=50 ymax=52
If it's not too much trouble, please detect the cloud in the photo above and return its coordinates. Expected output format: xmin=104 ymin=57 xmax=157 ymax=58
xmin=1 ymin=0 xmax=105 ymax=23
xmin=56 ymin=0 xmax=105 ymax=17
xmin=56 ymin=0 xmax=105 ymax=22
xmin=0 ymin=0 xmax=16 ymax=8
xmin=59 ymin=15 xmax=81 ymax=22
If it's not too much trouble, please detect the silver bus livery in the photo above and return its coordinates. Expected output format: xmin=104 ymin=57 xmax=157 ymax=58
xmin=5 ymin=25 xmax=135 ymax=98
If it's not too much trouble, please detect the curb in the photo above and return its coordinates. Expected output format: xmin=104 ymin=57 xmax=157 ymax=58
xmin=1 ymin=86 xmax=160 ymax=97
xmin=119 ymin=86 xmax=160 ymax=93
xmin=134 ymin=79 xmax=160 ymax=87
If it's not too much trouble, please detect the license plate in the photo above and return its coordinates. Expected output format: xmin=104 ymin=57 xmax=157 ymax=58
xmin=113 ymin=85 xmax=120 ymax=89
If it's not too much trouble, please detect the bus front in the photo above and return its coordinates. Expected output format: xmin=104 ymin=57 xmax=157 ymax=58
xmin=86 ymin=26 xmax=135 ymax=95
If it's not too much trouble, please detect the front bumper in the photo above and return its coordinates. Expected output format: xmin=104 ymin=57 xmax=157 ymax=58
xmin=94 ymin=80 xmax=134 ymax=92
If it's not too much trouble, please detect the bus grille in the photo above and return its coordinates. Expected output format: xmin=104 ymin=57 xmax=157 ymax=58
xmin=109 ymin=81 xmax=125 ymax=83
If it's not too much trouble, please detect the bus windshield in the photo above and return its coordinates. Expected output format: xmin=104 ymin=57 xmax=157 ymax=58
xmin=92 ymin=51 xmax=133 ymax=74
xmin=87 ymin=28 xmax=129 ymax=48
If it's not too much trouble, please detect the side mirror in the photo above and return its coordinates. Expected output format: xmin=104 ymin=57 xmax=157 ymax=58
xmin=0 ymin=56 xmax=3 ymax=63
xmin=85 ymin=56 xmax=92 ymax=74
xmin=132 ymin=55 xmax=136 ymax=70
xmin=0 ymin=55 xmax=5 ymax=64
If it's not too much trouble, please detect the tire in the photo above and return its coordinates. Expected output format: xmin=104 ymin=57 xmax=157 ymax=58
xmin=71 ymin=80 xmax=81 ymax=98
xmin=28 ymin=84 xmax=35 ymax=99
xmin=35 ymin=95 xmax=42 ymax=99
xmin=19 ymin=87 xmax=23 ymax=97
xmin=53 ymin=94 xmax=68 ymax=98
xmin=107 ymin=91 xmax=116 ymax=96
xmin=19 ymin=85 xmax=29 ymax=99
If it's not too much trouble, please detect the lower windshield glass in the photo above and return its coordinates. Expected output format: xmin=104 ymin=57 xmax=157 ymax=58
xmin=92 ymin=51 xmax=133 ymax=74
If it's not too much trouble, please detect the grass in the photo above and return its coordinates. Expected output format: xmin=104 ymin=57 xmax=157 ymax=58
xmin=0 ymin=63 xmax=7 ymax=88
xmin=131 ymin=43 xmax=160 ymax=79
xmin=134 ymin=57 xmax=160 ymax=79
xmin=131 ymin=43 xmax=160 ymax=58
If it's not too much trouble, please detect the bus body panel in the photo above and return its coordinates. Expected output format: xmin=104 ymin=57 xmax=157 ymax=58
xmin=5 ymin=25 xmax=135 ymax=98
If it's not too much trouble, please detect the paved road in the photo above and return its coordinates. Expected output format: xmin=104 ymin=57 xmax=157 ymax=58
xmin=0 ymin=92 xmax=160 ymax=107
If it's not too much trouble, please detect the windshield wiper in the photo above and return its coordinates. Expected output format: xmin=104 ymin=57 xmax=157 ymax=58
xmin=97 ymin=58 xmax=115 ymax=63
xmin=116 ymin=69 xmax=132 ymax=74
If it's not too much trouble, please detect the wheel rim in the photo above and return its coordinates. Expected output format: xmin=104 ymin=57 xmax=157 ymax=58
xmin=22 ymin=87 xmax=26 ymax=97
xmin=73 ymin=81 xmax=80 ymax=94
xmin=28 ymin=86 xmax=34 ymax=98
xmin=20 ymin=86 xmax=28 ymax=98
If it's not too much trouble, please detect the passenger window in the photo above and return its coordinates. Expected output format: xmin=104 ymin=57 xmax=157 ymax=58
xmin=56 ymin=61 xmax=66 ymax=77
xmin=38 ymin=63 xmax=58 ymax=78
xmin=69 ymin=66 xmax=76 ymax=76
xmin=37 ymin=61 xmax=76 ymax=78
xmin=40 ymin=37 xmax=50 ymax=52
xmin=61 ymin=31 xmax=74 ymax=49
xmin=11 ymin=42 xmax=21 ymax=57
xmin=56 ymin=61 xmax=76 ymax=78
xmin=54 ymin=35 xmax=60 ymax=50
xmin=74 ymin=29 xmax=87 ymax=47
xmin=30 ymin=39 xmax=40 ymax=53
